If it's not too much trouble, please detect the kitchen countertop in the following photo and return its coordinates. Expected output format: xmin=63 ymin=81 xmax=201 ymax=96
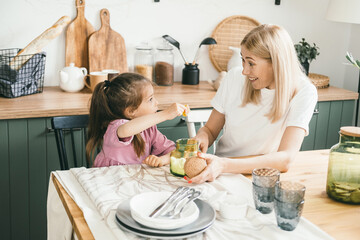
xmin=0 ymin=82 xmax=358 ymax=120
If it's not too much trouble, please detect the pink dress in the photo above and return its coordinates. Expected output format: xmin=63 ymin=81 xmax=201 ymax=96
xmin=93 ymin=119 xmax=175 ymax=167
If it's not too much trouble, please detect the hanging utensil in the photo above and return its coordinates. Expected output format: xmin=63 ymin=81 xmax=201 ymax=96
xmin=192 ymin=37 xmax=217 ymax=65
xmin=162 ymin=35 xmax=188 ymax=64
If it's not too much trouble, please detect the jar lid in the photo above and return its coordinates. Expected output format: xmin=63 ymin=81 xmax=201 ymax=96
xmin=157 ymin=41 xmax=173 ymax=51
xmin=135 ymin=43 xmax=152 ymax=50
xmin=340 ymin=126 xmax=360 ymax=137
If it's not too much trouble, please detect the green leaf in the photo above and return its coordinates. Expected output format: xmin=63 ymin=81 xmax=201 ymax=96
xmin=346 ymin=55 xmax=354 ymax=64
xmin=356 ymin=60 xmax=360 ymax=68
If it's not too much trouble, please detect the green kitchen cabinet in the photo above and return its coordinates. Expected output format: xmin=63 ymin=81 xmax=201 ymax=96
xmin=0 ymin=118 xmax=87 ymax=240
xmin=301 ymin=100 xmax=356 ymax=150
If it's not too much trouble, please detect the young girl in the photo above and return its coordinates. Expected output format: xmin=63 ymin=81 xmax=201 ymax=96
xmin=86 ymin=73 xmax=189 ymax=167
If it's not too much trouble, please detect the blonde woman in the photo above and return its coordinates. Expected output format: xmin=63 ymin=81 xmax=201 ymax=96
xmin=189 ymin=24 xmax=317 ymax=184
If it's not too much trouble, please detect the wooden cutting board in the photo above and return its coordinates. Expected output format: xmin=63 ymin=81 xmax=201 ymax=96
xmin=65 ymin=0 xmax=95 ymax=70
xmin=88 ymin=8 xmax=127 ymax=73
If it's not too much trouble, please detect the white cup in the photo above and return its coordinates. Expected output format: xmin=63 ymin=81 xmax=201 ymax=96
xmin=220 ymin=194 xmax=249 ymax=220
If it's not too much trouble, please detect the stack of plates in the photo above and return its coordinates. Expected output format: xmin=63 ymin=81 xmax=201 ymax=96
xmin=115 ymin=192 xmax=216 ymax=239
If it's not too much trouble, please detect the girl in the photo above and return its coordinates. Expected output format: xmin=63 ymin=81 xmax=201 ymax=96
xmin=86 ymin=73 xmax=189 ymax=167
xmin=189 ymin=24 xmax=318 ymax=183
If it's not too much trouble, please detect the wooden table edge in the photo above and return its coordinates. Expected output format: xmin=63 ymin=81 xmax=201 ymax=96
xmin=52 ymin=173 xmax=95 ymax=240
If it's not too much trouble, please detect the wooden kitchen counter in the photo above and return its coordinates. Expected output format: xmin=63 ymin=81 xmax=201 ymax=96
xmin=0 ymin=82 xmax=357 ymax=120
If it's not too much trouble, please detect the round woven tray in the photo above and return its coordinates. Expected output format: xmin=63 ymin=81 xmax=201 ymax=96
xmin=209 ymin=15 xmax=260 ymax=72
xmin=308 ymin=73 xmax=330 ymax=89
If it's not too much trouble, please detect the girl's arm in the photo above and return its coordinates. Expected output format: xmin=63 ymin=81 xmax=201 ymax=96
xmin=117 ymin=103 xmax=187 ymax=138
xmin=189 ymin=126 xmax=305 ymax=183
xmin=143 ymin=152 xmax=171 ymax=167
xmin=195 ymin=109 xmax=225 ymax=153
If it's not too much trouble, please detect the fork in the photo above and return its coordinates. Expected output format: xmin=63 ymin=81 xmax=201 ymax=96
xmin=149 ymin=186 xmax=185 ymax=217
xmin=160 ymin=189 xmax=194 ymax=218
xmin=162 ymin=190 xmax=201 ymax=219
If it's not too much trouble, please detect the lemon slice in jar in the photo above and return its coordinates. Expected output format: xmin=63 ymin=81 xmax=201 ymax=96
xmin=170 ymin=156 xmax=186 ymax=176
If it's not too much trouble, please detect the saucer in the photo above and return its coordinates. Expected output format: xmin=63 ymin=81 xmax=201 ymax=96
xmin=115 ymin=215 xmax=210 ymax=239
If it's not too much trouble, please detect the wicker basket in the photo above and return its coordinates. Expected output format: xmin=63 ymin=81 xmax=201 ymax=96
xmin=308 ymin=73 xmax=329 ymax=89
xmin=209 ymin=15 xmax=260 ymax=72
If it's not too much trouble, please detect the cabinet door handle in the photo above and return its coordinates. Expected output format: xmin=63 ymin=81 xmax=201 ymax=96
xmin=313 ymin=108 xmax=319 ymax=115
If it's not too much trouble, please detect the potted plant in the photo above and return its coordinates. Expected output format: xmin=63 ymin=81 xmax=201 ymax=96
xmin=294 ymin=38 xmax=320 ymax=75
xmin=346 ymin=52 xmax=360 ymax=69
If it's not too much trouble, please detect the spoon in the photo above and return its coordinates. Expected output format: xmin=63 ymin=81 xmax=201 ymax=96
xmin=192 ymin=37 xmax=217 ymax=65
xmin=162 ymin=35 xmax=188 ymax=64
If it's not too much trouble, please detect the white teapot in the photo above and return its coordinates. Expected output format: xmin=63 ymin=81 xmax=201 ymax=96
xmin=59 ymin=63 xmax=87 ymax=92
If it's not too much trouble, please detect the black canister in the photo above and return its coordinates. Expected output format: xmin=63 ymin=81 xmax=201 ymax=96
xmin=182 ymin=64 xmax=199 ymax=85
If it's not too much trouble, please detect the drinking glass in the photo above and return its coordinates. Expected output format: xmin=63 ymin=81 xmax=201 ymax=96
xmin=252 ymin=168 xmax=280 ymax=214
xmin=274 ymin=181 xmax=306 ymax=231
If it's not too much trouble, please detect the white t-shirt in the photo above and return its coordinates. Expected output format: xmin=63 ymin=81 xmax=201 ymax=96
xmin=211 ymin=67 xmax=318 ymax=157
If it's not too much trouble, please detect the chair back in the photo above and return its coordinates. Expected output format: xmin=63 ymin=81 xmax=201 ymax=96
xmin=185 ymin=109 xmax=212 ymax=138
xmin=51 ymin=115 xmax=89 ymax=170
xmin=185 ymin=109 xmax=217 ymax=153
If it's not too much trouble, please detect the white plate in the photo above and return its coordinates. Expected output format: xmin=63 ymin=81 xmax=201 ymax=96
xmin=115 ymin=198 xmax=216 ymax=235
xmin=115 ymin=216 xmax=210 ymax=239
xmin=129 ymin=191 xmax=199 ymax=230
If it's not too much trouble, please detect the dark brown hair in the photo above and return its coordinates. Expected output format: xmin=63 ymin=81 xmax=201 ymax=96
xmin=86 ymin=73 xmax=151 ymax=163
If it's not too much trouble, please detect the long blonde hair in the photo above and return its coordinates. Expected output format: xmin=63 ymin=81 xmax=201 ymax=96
xmin=241 ymin=24 xmax=307 ymax=122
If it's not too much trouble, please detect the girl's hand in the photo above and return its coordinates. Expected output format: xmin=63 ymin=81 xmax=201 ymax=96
xmin=143 ymin=155 xmax=170 ymax=167
xmin=187 ymin=152 xmax=224 ymax=184
xmin=163 ymin=103 xmax=189 ymax=120
xmin=194 ymin=132 xmax=209 ymax=153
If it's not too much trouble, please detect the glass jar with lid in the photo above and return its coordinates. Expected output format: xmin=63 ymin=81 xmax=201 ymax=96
xmin=134 ymin=44 xmax=153 ymax=81
xmin=326 ymin=126 xmax=360 ymax=204
xmin=170 ymin=138 xmax=199 ymax=177
xmin=154 ymin=41 xmax=174 ymax=86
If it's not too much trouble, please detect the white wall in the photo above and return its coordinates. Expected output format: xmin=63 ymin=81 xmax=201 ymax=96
xmin=1 ymin=0 xmax=360 ymax=91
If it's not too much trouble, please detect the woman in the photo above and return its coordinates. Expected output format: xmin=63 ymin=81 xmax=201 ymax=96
xmin=189 ymin=24 xmax=317 ymax=184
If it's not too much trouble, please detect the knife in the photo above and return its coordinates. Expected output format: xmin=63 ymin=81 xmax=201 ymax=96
xmin=149 ymin=186 xmax=186 ymax=217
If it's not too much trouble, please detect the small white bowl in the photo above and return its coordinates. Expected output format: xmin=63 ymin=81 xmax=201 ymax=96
xmin=129 ymin=191 xmax=199 ymax=230
xmin=220 ymin=194 xmax=249 ymax=220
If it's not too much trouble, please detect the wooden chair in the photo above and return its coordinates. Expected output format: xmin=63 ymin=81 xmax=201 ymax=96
xmin=51 ymin=115 xmax=89 ymax=170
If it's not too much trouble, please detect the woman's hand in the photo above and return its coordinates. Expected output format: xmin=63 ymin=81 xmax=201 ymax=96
xmin=194 ymin=131 xmax=209 ymax=153
xmin=187 ymin=152 xmax=224 ymax=184
xmin=163 ymin=103 xmax=189 ymax=120
xmin=193 ymin=109 xmax=225 ymax=153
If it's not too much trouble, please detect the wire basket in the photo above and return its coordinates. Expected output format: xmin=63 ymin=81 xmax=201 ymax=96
xmin=0 ymin=48 xmax=46 ymax=98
